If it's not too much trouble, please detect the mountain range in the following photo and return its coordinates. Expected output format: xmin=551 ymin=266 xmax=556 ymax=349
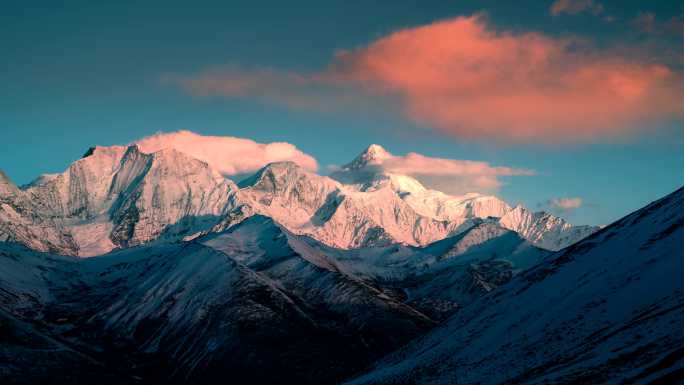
xmin=1 ymin=143 xmax=681 ymax=384
xmin=0 ymin=144 xmax=596 ymax=257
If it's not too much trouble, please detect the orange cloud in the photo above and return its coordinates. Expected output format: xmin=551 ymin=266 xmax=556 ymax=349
xmin=331 ymin=15 xmax=682 ymax=143
xmin=175 ymin=15 xmax=684 ymax=144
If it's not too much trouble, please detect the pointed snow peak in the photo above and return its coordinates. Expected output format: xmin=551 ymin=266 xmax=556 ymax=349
xmin=256 ymin=161 xmax=305 ymax=179
xmin=511 ymin=203 xmax=526 ymax=212
xmin=264 ymin=160 xmax=301 ymax=172
xmin=344 ymin=144 xmax=393 ymax=170
xmin=238 ymin=161 xmax=305 ymax=189
xmin=366 ymin=143 xmax=390 ymax=158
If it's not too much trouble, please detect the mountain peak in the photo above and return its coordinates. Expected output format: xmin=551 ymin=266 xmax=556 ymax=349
xmin=238 ymin=161 xmax=308 ymax=189
xmin=343 ymin=144 xmax=393 ymax=170
xmin=365 ymin=143 xmax=390 ymax=157
xmin=262 ymin=160 xmax=301 ymax=171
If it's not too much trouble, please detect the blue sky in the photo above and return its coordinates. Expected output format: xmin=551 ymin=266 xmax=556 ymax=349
xmin=2 ymin=0 xmax=683 ymax=226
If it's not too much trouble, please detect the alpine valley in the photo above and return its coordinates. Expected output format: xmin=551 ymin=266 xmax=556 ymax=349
xmin=1 ymin=143 xmax=682 ymax=385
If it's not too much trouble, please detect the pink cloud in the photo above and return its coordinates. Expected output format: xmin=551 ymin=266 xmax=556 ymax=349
xmin=380 ymin=152 xmax=534 ymax=178
xmin=174 ymin=15 xmax=684 ymax=144
xmin=550 ymin=0 xmax=604 ymax=16
xmin=382 ymin=152 xmax=534 ymax=194
xmin=135 ymin=130 xmax=318 ymax=175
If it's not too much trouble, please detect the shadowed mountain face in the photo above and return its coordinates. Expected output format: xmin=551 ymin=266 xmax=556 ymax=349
xmin=348 ymin=187 xmax=684 ymax=385
xmin=0 ymin=214 xmax=551 ymax=385
xmin=0 ymin=217 xmax=434 ymax=385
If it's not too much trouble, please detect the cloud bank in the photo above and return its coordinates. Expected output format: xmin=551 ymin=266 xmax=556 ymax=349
xmin=175 ymin=15 xmax=684 ymax=144
xmin=135 ymin=130 xmax=318 ymax=175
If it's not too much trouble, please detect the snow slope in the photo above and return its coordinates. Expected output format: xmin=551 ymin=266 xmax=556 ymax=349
xmin=0 ymin=171 xmax=78 ymax=255
xmin=0 ymin=217 xmax=432 ymax=385
xmin=348 ymin=186 xmax=684 ymax=385
xmin=299 ymin=220 xmax=549 ymax=320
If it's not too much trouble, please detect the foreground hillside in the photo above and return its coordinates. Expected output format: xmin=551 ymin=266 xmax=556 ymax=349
xmin=349 ymin=187 xmax=684 ymax=385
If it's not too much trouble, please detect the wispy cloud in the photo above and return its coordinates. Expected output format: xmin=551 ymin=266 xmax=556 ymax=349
xmin=548 ymin=197 xmax=583 ymax=212
xmin=171 ymin=14 xmax=684 ymax=144
xmin=633 ymin=12 xmax=684 ymax=38
xmin=135 ymin=130 xmax=318 ymax=176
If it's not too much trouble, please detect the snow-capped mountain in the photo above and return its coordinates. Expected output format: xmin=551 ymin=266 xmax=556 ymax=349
xmin=332 ymin=144 xmax=511 ymax=222
xmin=2 ymin=145 xmax=241 ymax=256
xmin=499 ymin=204 xmax=598 ymax=251
xmin=331 ymin=144 xmax=597 ymax=250
xmin=239 ymin=161 xmax=474 ymax=249
xmin=0 ymin=143 xmax=596 ymax=256
xmin=348 ymin=186 xmax=684 ymax=385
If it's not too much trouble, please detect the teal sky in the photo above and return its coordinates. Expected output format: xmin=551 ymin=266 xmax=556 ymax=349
xmin=2 ymin=0 xmax=683 ymax=226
